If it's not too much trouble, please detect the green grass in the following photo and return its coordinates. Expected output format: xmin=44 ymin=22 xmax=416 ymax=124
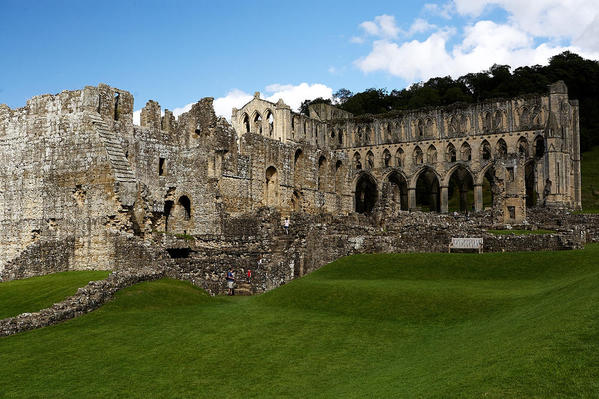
xmin=1 ymin=246 xmax=599 ymax=398
xmin=581 ymin=146 xmax=599 ymax=212
xmin=488 ymin=229 xmax=556 ymax=235
xmin=0 ymin=270 xmax=110 ymax=319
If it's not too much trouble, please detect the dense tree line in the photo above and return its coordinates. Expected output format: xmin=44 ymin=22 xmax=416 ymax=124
xmin=301 ymin=52 xmax=599 ymax=151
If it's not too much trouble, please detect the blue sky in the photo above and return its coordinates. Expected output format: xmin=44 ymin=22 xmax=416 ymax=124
xmin=1 ymin=0 xmax=598 ymax=120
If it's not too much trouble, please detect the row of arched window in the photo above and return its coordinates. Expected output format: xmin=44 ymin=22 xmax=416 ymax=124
xmin=351 ymin=136 xmax=545 ymax=171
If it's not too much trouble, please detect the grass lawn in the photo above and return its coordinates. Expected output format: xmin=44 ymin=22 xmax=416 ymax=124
xmin=1 ymin=246 xmax=599 ymax=398
xmin=581 ymin=146 xmax=599 ymax=212
xmin=0 ymin=270 xmax=110 ymax=319
xmin=487 ymin=229 xmax=556 ymax=235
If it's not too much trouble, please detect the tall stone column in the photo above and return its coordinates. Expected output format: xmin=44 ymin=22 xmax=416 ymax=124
xmin=408 ymin=188 xmax=417 ymax=210
xmin=474 ymin=184 xmax=483 ymax=212
xmin=440 ymin=185 xmax=448 ymax=213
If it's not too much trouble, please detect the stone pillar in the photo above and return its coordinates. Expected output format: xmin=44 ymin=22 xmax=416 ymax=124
xmin=408 ymin=188 xmax=417 ymax=210
xmin=474 ymin=184 xmax=483 ymax=212
xmin=440 ymin=186 xmax=448 ymax=213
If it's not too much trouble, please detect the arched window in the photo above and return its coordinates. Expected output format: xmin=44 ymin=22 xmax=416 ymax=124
xmin=355 ymin=174 xmax=378 ymax=214
xmin=178 ymin=196 xmax=191 ymax=220
xmin=535 ymin=136 xmax=545 ymax=158
xmin=242 ymin=113 xmax=250 ymax=133
xmin=520 ymin=107 xmax=530 ymax=128
xmin=414 ymin=146 xmax=423 ymax=164
xmin=253 ymin=112 xmax=263 ymax=134
xmin=460 ymin=142 xmax=472 ymax=161
xmin=318 ymin=156 xmax=328 ymax=190
xmin=427 ymin=145 xmax=437 ymax=164
xmin=395 ymin=148 xmax=404 ymax=167
xmin=383 ymin=149 xmax=392 ymax=167
xmin=518 ymin=137 xmax=529 ymax=157
xmin=493 ymin=110 xmax=503 ymax=129
xmin=265 ymin=166 xmax=278 ymax=206
xmin=481 ymin=140 xmax=492 ymax=161
xmin=353 ymin=152 xmax=362 ymax=170
xmin=366 ymin=151 xmax=375 ymax=169
xmin=496 ymin=139 xmax=508 ymax=158
xmin=446 ymin=143 xmax=457 ymax=162
xmin=417 ymin=119 xmax=424 ymax=137
xmin=266 ymin=110 xmax=274 ymax=136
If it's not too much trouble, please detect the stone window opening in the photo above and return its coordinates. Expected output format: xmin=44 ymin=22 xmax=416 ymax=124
xmin=427 ymin=145 xmax=437 ymax=164
xmin=338 ymin=130 xmax=343 ymax=146
xmin=178 ymin=196 xmax=191 ymax=220
xmin=159 ymin=157 xmax=166 ymax=176
xmin=318 ymin=156 xmax=327 ymax=190
xmin=353 ymin=152 xmax=362 ymax=170
xmin=447 ymin=143 xmax=457 ymax=162
xmin=460 ymin=142 xmax=472 ymax=161
xmin=535 ymin=136 xmax=545 ymax=158
xmin=265 ymin=166 xmax=278 ymax=206
xmin=266 ymin=111 xmax=274 ymax=137
xmin=113 ymin=93 xmax=120 ymax=121
xmin=414 ymin=146 xmax=424 ymax=164
xmin=507 ymin=167 xmax=515 ymax=182
xmin=383 ymin=149 xmax=391 ymax=167
xmin=355 ymin=174 xmax=378 ymax=214
xmin=496 ymin=139 xmax=508 ymax=158
xmin=243 ymin=114 xmax=250 ymax=133
xmin=366 ymin=151 xmax=375 ymax=169
xmin=417 ymin=120 xmax=424 ymax=137
xmin=518 ymin=137 xmax=529 ymax=157
xmin=395 ymin=148 xmax=404 ymax=167
xmin=493 ymin=110 xmax=503 ymax=129
xmin=254 ymin=113 xmax=263 ymax=134
xmin=481 ymin=140 xmax=492 ymax=161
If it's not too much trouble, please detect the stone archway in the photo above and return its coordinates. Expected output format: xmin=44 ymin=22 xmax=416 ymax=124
xmin=265 ymin=166 xmax=278 ymax=206
xmin=415 ymin=168 xmax=440 ymax=212
xmin=525 ymin=161 xmax=537 ymax=207
xmin=447 ymin=166 xmax=474 ymax=213
xmin=384 ymin=171 xmax=408 ymax=213
xmin=354 ymin=173 xmax=378 ymax=214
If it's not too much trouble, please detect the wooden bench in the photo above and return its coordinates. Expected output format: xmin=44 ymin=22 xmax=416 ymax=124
xmin=449 ymin=237 xmax=484 ymax=253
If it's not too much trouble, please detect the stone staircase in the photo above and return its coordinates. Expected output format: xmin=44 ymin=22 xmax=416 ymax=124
xmin=234 ymin=282 xmax=253 ymax=296
xmin=90 ymin=115 xmax=137 ymax=205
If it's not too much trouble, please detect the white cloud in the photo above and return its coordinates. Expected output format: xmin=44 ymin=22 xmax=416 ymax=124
xmin=213 ymin=89 xmax=253 ymax=121
xmin=133 ymin=83 xmax=333 ymax=125
xmin=359 ymin=15 xmax=401 ymax=38
xmin=354 ymin=2 xmax=599 ymax=83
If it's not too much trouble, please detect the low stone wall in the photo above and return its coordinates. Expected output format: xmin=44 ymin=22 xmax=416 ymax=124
xmin=0 ymin=267 xmax=164 ymax=337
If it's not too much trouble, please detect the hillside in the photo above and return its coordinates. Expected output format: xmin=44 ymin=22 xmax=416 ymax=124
xmin=1 ymin=246 xmax=598 ymax=398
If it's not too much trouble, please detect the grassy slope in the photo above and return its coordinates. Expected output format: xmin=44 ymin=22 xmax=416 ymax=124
xmin=581 ymin=146 xmax=599 ymax=212
xmin=0 ymin=271 xmax=110 ymax=319
xmin=1 ymin=247 xmax=598 ymax=398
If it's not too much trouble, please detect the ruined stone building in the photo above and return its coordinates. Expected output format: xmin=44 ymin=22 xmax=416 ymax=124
xmin=0 ymin=82 xmax=582 ymax=280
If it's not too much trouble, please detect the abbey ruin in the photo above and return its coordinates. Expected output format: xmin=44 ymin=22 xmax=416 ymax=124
xmin=0 ymin=81 xmax=592 ymax=307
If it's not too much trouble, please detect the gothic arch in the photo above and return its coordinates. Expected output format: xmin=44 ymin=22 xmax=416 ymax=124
xmin=480 ymin=139 xmax=492 ymax=161
xmin=242 ymin=113 xmax=250 ymax=133
xmin=383 ymin=170 xmax=408 ymax=212
xmin=413 ymin=145 xmax=424 ymax=165
xmin=460 ymin=142 xmax=472 ymax=161
xmin=496 ymin=138 xmax=508 ymax=158
xmin=427 ymin=144 xmax=437 ymax=164
xmin=446 ymin=165 xmax=474 ymax=212
xmin=253 ymin=111 xmax=263 ymax=134
xmin=353 ymin=151 xmax=362 ymax=171
xmin=265 ymin=166 xmax=278 ymax=206
xmin=446 ymin=143 xmax=457 ymax=162
xmin=395 ymin=148 xmax=404 ymax=167
xmin=382 ymin=148 xmax=392 ymax=167
xmin=366 ymin=150 xmax=375 ymax=169
xmin=413 ymin=167 xmax=441 ymax=212
xmin=265 ymin=109 xmax=274 ymax=137
xmin=318 ymin=155 xmax=328 ymax=191
xmin=517 ymin=136 xmax=529 ymax=157
xmin=534 ymin=135 xmax=545 ymax=158
xmin=353 ymin=172 xmax=378 ymax=214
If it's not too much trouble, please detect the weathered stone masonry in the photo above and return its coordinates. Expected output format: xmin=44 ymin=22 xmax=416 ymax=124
xmin=0 ymin=82 xmax=586 ymax=293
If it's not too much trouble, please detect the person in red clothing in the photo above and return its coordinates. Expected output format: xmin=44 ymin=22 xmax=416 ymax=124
xmin=247 ymin=269 xmax=252 ymax=283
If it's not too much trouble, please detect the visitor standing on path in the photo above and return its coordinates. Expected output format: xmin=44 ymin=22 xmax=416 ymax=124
xmin=247 ymin=269 xmax=252 ymax=283
xmin=284 ymin=217 xmax=290 ymax=234
xmin=226 ymin=267 xmax=235 ymax=296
